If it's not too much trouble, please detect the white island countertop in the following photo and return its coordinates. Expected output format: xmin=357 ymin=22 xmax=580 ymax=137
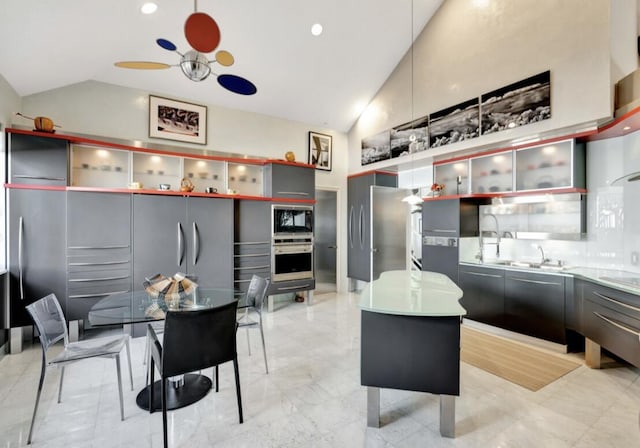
xmin=359 ymin=270 xmax=466 ymax=317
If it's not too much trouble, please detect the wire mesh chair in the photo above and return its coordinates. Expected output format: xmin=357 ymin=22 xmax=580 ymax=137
xmin=237 ymin=275 xmax=270 ymax=373
xmin=25 ymin=293 xmax=133 ymax=445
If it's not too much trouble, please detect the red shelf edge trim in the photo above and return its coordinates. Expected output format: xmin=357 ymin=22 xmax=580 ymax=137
xmin=423 ymin=187 xmax=587 ymax=201
xmin=347 ymin=170 xmax=397 ymax=180
xmin=6 ymin=128 xmax=317 ymax=168
xmin=5 ymin=184 xmax=315 ymax=203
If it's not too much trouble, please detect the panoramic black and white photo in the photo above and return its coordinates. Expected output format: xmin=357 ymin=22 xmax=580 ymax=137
xmin=361 ymin=130 xmax=391 ymax=165
xmin=429 ymin=98 xmax=480 ymax=148
xmin=481 ymin=70 xmax=551 ymax=135
xmin=390 ymin=116 xmax=429 ymax=159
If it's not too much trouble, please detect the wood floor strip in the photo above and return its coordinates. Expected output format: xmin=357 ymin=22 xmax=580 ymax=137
xmin=460 ymin=326 xmax=581 ymax=391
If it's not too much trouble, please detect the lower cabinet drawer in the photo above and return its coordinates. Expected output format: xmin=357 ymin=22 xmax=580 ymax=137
xmin=269 ymin=278 xmax=315 ymax=295
xmin=583 ymin=297 xmax=640 ymax=367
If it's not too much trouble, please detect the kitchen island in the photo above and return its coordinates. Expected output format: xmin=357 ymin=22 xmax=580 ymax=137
xmin=359 ymin=270 xmax=466 ymax=438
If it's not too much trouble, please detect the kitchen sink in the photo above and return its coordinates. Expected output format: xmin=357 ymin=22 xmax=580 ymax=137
xmin=483 ymin=260 xmax=568 ymax=271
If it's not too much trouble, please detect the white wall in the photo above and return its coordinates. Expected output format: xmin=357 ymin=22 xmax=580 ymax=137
xmin=17 ymin=80 xmax=350 ymax=292
xmin=348 ymin=0 xmax=613 ymax=175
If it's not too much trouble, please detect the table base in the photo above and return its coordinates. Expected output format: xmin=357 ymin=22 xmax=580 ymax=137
xmin=136 ymin=373 xmax=212 ymax=411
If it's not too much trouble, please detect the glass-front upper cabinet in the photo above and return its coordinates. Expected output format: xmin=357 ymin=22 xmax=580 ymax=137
xmin=183 ymin=157 xmax=225 ymax=193
xmin=228 ymin=162 xmax=262 ymax=196
xmin=433 ymin=160 xmax=469 ymax=195
xmin=470 ymin=151 xmax=513 ymax=194
xmin=515 ymin=140 xmax=581 ymax=191
xmin=71 ymin=145 xmax=129 ymax=188
xmin=132 ymin=152 xmax=181 ymax=191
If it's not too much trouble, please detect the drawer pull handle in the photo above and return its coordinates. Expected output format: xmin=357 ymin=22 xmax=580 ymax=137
xmin=234 ymin=265 xmax=270 ymax=271
xmin=69 ymin=260 xmax=130 ymax=266
xmin=463 ymin=271 xmax=502 ymax=278
xmin=276 ymin=284 xmax=311 ymax=291
xmin=425 ymin=229 xmax=457 ymax=233
xmin=69 ymin=275 xmax=130 ymax=282
xmin=69 ymin=290 xmax=129 ymax=299
xmin=593 ymin=312 xmax=640 ymax=336
xmin=234 ymin=253 xmax=270 ymax=258
xmin=68 ymin=245 xmax=130 ymax=250
xmin=276 ymin=191 xmax=309 ymax=196
xmin=234 ymin=241 xmax=270 ymax=246
xmin=593 ymin=291 xmax=640 ymax=313
xmin=13 ymin=175 xmax=65 ymax=181
xmin=511 ymin=277 xmax=562 ymax=286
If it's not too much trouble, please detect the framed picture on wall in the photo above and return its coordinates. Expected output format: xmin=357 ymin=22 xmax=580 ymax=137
xmin=308 ymin=131 xmax=332 ymax=171
xmin=149 ymin=95 xmax=207 ymax=145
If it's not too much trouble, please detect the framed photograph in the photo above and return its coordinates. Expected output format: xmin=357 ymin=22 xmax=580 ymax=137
xmin=149 ymin=95 xmax=207 ymax=145
xmin=429 ymin=98 xmax=480 ymax=148
xmin=308 ymin=131 xmax=332 ymax=171
xmin=361 ymin=130 xmax=391 ymax=166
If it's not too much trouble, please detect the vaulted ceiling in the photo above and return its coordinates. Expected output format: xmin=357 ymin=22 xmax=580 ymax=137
xmin=0 ymin=0 xmax=444 ymax=132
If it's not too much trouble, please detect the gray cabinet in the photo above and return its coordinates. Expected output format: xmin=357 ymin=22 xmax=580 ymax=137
xmin=422 ymin=198 xmax=481 ymax=237
xmin=234 ymin=200 xmax=271 ymax=293
xmin=8 ymin=133 xmax=68 ymax=186
xmin=581 ymin=280 xmax=640 ymax=368
xmin=66 ymin=192 xmax=132 ymax=321
xmin=459 ymin=264 xmax=505 ymax=327
xmin=8 ymin=188 xmax=66 ymax=326
xmin=505 ymin=271 xmax=566 ymax=343
xmin=347 ymin=172 xmax=397 ymax=282
xmin=264 ymin=163 xmax=315 ymax=199
xmin=133 ymin=195 xmax=233 ymax=290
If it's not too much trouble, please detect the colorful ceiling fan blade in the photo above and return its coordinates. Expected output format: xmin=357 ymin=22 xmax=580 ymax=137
xmin=217 ymin=74 xmax=257 ymax=95
xmin=156 ymin=38 xmax=178 ymax=51
xmin=184 ymin=12 xmax=220 ymax=53
xmin=114 ymin=61 xmax=172 ymax=70
xmin=215 ymin=50 xmax=234 ymax=67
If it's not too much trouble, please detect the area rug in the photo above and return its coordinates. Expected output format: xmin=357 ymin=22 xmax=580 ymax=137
xmin=460 ymin=326 xmax=581 ymax=391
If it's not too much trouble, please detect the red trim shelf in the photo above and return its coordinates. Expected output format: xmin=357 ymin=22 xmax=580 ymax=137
xmin=422 ymin=187 xmax=587 ymax=201
xmin=5 ymin=184 xmax=315 ymax=204
xmin=581 ymin=105 xmax=640 ymax=142
xmin=6 ymin=128 xmax=315 ymax=168
xmin=347 ymin=170 xmax=397 ymax=180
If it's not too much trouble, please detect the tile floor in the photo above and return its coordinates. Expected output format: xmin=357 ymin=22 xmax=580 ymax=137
xmin=1 ymin=291 xmax=640 ymax=447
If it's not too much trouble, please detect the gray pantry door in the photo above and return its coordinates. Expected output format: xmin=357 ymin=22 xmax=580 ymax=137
xmin=314 ymin=189 xmax=337 ymax=294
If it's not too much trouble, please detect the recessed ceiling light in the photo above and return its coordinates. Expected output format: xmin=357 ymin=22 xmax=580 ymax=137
xmin=141 ymin=2 xmax=158 ymax=14
xmin=311 ymin=23 xmax=323 ymax=36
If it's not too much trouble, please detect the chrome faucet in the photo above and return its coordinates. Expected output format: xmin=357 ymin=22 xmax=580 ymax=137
xmin=478 ymin=213 xmax=501 ymax=260
xmin=537 ymin=245 xmax=549 ymax=265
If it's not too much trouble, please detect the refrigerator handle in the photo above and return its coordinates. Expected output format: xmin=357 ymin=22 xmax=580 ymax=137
xmin=193 ymin=222 xmax=200 ymax=265
xmin=348 ymin=206 xmax=354 ymax=248
xmin=18 ymin=216 xmax=24 ymax=300
xmin=359 ymin=205 xmax=365 ymax=249
xmin=177 ymin=223 xmax=184 ymax=266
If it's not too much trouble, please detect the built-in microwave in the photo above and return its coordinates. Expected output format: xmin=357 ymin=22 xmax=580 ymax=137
xmin=272 ymin=204 xmax=313 ymax=238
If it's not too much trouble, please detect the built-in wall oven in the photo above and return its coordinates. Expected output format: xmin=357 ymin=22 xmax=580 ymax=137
xmin=271 ymin=205 xmax=314 ymax=282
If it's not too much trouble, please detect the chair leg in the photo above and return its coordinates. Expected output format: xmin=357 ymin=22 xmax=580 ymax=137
xmin=125 ymin=337 xmax=134 ymax=391
xmin=162 ymin=378 xmax=169 ymax=448
xmin=145 ymin=331 xmax=151 ymax=387
xmin=149 ymin=358 xmax=156 ymax=414
xmin=27 ymin=355 xmax=47 ymax=445
xmin=233 ymin=357 xmax=243 ymax=424
xmin=259 ymin=317 xmax=268 ymax=374
xmin=115 ymin=354 xmax=125 ymax=421
xmin=57 ymin=366 xmax=65 ymax=403
xmin=215 ymin=365 xmax=219 ymax=392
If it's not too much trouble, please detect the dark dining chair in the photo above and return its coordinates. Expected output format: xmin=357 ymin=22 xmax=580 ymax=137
xmin=25 ymin=293 xmax=133 ymax=445
xmin=148 ymin=300 xmax=243 ymax=448
xmin=237 ymin=274 xmax=270 ymax=373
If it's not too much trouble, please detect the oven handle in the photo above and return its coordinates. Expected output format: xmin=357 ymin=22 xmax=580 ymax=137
xmin=348 ymin=206 xmax=354 ymax=249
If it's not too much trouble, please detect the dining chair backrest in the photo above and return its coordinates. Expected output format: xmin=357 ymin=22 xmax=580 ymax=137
xmin=246 ymin=275 xmax=269 ymax=309
xmin=161 ymin=300 xmax=239 ymax=378
xmin=26 ymin=294 xmax=69 ymax=352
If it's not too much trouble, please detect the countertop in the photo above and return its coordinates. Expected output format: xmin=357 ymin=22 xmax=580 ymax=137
xmin=359 ymin=270 xmax=466 ymax=317
xmin=460 ymin=260 xmax=640 ymax=296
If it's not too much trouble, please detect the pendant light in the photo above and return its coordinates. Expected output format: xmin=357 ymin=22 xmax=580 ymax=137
xmin=401 ymin=0 xmax=423 ymax=205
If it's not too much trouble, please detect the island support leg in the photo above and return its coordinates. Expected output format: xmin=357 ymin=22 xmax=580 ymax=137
xmin=585 ymin=338 xmax=601 ymax=368
xmin=439 ymin=395 xmax=455 ymax=438
xmin=366 ymin=386 xmax=380 ymax=428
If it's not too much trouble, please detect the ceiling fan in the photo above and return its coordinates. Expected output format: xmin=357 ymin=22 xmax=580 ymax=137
xmin=115 ymin=0 xmax=256 ymax=95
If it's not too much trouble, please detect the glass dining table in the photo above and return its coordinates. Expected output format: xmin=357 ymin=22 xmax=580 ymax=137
xmin=87 ymin=288 xmax=242 ymax=412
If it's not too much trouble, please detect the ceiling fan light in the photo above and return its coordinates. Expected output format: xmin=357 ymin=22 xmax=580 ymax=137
xmin=180 ymin=50 xmax=211 ymax=81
